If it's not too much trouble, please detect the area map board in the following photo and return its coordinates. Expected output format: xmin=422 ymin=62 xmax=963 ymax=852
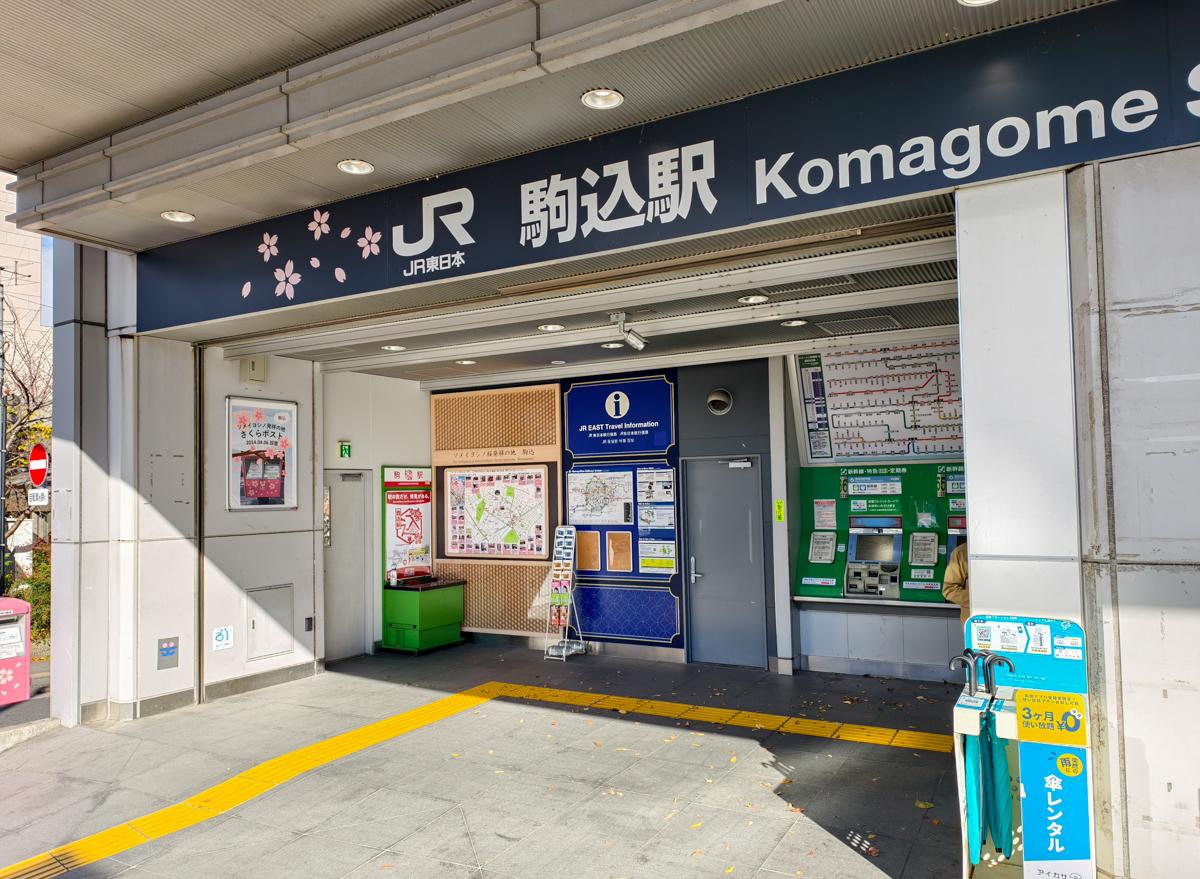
xmin=799 ymin=340 xmax=962 ymax=462
xmin=444 ymin=466 xmax=548 ymax=559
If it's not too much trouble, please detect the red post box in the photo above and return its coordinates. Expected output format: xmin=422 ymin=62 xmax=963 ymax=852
xmin=0 ymin=596 xmax=32 ymax=705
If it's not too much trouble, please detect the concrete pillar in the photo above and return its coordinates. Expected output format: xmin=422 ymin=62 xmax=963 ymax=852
xmin=50 ymin=243 xmax=110 ymax=726
xmin=955 ymin=172 xmax=1083 ymax=624
xmin=107 ymin=253 xmax=138 ymax=721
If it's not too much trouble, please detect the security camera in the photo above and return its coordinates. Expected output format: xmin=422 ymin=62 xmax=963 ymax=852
xmin=706 ymin=388 xmax=733 ymax=415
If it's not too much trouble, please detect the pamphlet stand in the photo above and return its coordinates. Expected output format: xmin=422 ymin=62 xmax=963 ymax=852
xmin=545 ymin=526 xmax=586 ymax=661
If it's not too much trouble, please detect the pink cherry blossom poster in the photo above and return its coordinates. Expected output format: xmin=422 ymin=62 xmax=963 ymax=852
xmin=227 ymin=397 xmax=299 ymax=510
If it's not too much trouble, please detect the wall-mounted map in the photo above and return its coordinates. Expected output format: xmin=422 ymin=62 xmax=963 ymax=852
xmin=567 ymin=469 xmax=634 ymax=525
xmin=445 ymin=466 xmax=548 ymax=558
xmin=798 ymin=339 xmax=963 ymax=462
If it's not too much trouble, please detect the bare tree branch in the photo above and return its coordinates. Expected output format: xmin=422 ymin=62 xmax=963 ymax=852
xmin=3 ymin=297 xmax=52 ymax=543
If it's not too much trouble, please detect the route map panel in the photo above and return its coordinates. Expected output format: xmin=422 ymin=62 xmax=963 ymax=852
xmin=567 ymin=469 xmax=634 ymax=526
xmin=798 ymin=340 xmax=962 ymax=462
xmin=445 ymin=466 xmax=548 ymax=558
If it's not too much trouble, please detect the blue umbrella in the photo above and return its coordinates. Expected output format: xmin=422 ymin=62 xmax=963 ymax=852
xmin=962 ymin=723 xmax=987 ymax=864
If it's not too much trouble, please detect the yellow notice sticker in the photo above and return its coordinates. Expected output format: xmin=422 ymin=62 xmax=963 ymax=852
xmin=774 ymin=500 xmax=785 ymax=523
xmin=1014 ymin=690 xmax=1087 ymax=747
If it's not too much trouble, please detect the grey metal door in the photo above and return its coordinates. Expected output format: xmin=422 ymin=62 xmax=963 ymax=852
xmin=684 ymin=458 xmax=767 ymax=667
xmin=323 ymin=471 xmax=369 ymax=661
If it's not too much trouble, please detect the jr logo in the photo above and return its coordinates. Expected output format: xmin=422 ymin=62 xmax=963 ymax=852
xmin=393 ymin=188 xmax=476 ymax=256
xmin=605 ymin=391 xmax=630 ymax=419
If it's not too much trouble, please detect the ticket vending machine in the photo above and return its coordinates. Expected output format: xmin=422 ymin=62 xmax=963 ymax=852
xmin=0 ymin=596 xmax=31 ymax=706
xmin=796 ymin=463 xmax=965 ymax=604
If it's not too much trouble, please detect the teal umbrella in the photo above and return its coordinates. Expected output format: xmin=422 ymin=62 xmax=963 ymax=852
xmin=962 ymin=724 xmax=987 ymax=864
xmin=981 ymin=710 xmax=1014 ymax=858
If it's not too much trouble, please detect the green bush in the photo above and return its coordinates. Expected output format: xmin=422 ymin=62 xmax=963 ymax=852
xmin=19 ymin=537 xmax=51 ymax=641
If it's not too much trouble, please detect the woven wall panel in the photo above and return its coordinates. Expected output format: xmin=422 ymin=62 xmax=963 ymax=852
xmin=437 ymin=561 xmax=549 ymax=634
xmin=432 ymin=384 xmax=559 ymax=455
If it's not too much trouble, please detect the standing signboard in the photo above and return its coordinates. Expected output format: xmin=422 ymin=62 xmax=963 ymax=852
xmin=227 ymin=398 xmax=298 ymax=510
xmin=382 ymin=466 xmax=433 ymax=583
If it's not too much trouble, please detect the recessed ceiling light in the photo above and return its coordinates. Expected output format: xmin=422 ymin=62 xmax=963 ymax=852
xmin=381 ymin=345 xmax=406 ymax=351
xmin=738 ymin=294 xmax=769 ymax=305
xmin=781 ymin=319 xmax=809 ymax=327
xmin=455 ymin=359 xmax=477 ymax=365
xmin=581 ymin=88 xmax=624 ymax=110
xmin=538 ymin=324 xmax=565 ymax=332
xmin=600 ymin=342 xmax=624 ymax=349
xmin=161 ymin=210 xmax=195 ymax=223
xmin=957 ymin=0 xmax=999 ymax=5
xmin=337 ymin=159 xmax=375 ymax=175
xmin=551 ymin=360 xmax=566 ymax=365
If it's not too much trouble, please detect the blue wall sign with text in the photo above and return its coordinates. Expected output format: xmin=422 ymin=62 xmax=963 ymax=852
xmin=565 ymin=375 xmax=675 ymax=459
xmin=966 ymin=615 xmax=1087 ymax=695
xmin=137 ymin=0 xmax=1200 ymax=332
xmin=1018 ymin=742 xmax=1094 ymax=878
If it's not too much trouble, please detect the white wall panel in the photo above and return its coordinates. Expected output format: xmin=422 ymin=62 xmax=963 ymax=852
xmin=1099 ymin=148 xmax=1200 ymax=563
xmin=967 ymin=557 xmax=1083 ymax=625
xmin=1111 ymin=565 xmax=1200 ymax=879
xmin=137 ymin=539 xmax=198 ymax=700
xmin=798 ymin=610 xmax=847 ymax=659
xmin=956 ymin=173 xmax=1081 ymax=619
xmin=203 ymin=532 xmax=317 ymax=684
xmin=322 ymin=371 xmax=431 ymax=644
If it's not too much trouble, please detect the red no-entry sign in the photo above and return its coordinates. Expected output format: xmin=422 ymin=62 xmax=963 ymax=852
xmin=28 ymin=443 xmax=48 ymax=487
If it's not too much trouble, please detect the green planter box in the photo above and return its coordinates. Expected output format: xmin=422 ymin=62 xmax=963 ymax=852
xmin=381 ymin=579 xmax=465 ymax=654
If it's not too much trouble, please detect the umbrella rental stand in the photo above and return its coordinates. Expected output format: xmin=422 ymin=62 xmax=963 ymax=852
xmin=952 ymin=615 xmax=1094 ymax=878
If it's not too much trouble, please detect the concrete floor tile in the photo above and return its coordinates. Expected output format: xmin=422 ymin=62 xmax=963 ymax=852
xmin=760 ymin=823 xmax=912 ymax=878
xmin=118 ymin=749 xmax=254 ymax=802
xmin=482 ymin=825 xmax=643 ymax=879
xmin=345 ymin=849 xmax=480 ymax=879
xmin=606 ymin=754 xmax=733 ymax=801
xmin=131 ymin=816 xmax=296 ymax=878
xmin=2 ymin=772 xmax=108 ymax=833
xmin=18 ymin=786 xmax=174 ymax=850
xmin=233 ymin=773 xmax=380 ymax=832
xmin=900 ymin=839 xmax=961 ymax=878
xmin=556 ymin=787 xmax=677 ymax=844
xmin=391 ymin=806 xmax=480 ymax=867
xmin=387 ymin=754 xmax=507 ymax=802
xmin=225 ymin=831 xmax=377 ymax=879
xmin=0 ymin=828 xmax=59 ymax=870
xmin=521 ymin=746 xmax=639 ymax=786
xmin=648 ymin=803 xmax=794 ymax=868
xmin=196 ymin=723 xmax=319 ymax=763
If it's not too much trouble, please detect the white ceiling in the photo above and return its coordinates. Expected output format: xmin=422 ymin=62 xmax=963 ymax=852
xmin=5 ymin=0 xmax=1107 ymax=253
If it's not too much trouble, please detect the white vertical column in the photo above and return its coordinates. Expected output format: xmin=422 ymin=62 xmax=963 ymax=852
xmin=107 ymin=252 xmax=138 ymax=719
xmin=768 ymin=356 xmax=793 ymax=673
xmin=956 ymin=172 xmax=1083 ymax=623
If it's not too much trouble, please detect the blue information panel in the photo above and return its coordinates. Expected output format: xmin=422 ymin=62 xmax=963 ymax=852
xmin=564 ymin=375 xmax=675 ymax=458
xmin=1018 ymin=742 xmax=1093 ymax=878
xmin=966 ymin=615 xmax=1087 ymax=695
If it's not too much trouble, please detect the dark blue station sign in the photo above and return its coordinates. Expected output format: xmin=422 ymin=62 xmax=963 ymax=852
xmin=137 ymin=0 xmax=1200 ymax=332
xmin=565 ymin=375 xmax=675 ymax=459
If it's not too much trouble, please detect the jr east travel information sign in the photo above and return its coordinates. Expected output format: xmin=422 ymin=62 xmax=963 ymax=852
xmin=138 ymin=0 xmax=1200 ymax=332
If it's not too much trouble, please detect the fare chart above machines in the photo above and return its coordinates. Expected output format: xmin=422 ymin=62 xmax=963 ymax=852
xmin=566 ymin=465 xmax=677 ymax=576
xmin=798 ymin=340 xmax=963 ymax=462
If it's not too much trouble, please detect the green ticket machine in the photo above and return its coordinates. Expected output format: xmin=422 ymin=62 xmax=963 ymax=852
xmin=795 ymin=462 xmax=965 ymax=603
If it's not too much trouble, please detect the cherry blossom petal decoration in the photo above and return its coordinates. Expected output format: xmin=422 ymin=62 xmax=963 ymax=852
xmin=308 ymin=210 xmax=330 ymax=240
xmin=273 ymin=259 xmax=301 ymax=300
xmin=241 ymin=282 xmax=251 ymax=298
xmin=357 ymin=226 xmax=381 ymax=258
xmin=340 ymin=227 xmax=352 ymax=238
xmin=257 ymin=232 xmax=278 ymax=262
xmin=334 ymin=267 xmax=346 ymax=283
xmin=310 ymin=257 xmax=320 ymax=268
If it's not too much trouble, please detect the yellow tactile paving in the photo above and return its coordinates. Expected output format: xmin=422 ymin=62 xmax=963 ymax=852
xmin=0 ymin=680 xmax=954 ymax=878
xmin=833 ymin=723 xmax=898 ymax=745
xmin=778 ymin=717 xmax=840 ymax=737
xmin=727 ymin=711 xmax=789 ymax=731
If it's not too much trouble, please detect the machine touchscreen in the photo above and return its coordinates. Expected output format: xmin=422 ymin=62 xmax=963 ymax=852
xmin=853 ymin=534 xmax=897 ymax=562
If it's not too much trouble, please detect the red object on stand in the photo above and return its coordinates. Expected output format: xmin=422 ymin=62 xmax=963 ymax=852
xmin=0 ymin=596 xmax=32 ymax=706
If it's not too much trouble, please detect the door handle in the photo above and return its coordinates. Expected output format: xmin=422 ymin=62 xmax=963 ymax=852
xmin=690 ymin=556 xmax=703 ymax=585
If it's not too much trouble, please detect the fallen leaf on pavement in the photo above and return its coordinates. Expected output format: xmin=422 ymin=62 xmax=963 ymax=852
xmin=915 ymin=801 xmax=934 ymax=809
xmin=933 ymin=819 xmax=941 ymax=825
xmin=787 ymin=808 xmax=806 ymax=813
xmin=691 ymin=822 xmax=703 ymax=828
xmin=725 ymin=868 xmax=734 ymax=873
xmin=594 ymin=742 xmax=601 ymax=747
xmin=867 ymin=847 xmax=880 ymax=857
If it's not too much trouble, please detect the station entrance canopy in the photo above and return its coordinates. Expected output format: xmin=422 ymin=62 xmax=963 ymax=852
xmin=135 ymin=0 xmax=1200 ymax=335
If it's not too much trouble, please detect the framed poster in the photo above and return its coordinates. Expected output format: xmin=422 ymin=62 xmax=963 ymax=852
xmin=444 ymin=465 xmax=548 ymax=559
xmin=227 ymin=397 xmax=298 ymax=510
xmin=382 ymin=466 xmax=433 ymax=582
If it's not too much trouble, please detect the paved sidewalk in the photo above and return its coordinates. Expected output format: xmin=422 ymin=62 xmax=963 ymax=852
xmin=0 ymin=646 xmax=961 ymax=878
